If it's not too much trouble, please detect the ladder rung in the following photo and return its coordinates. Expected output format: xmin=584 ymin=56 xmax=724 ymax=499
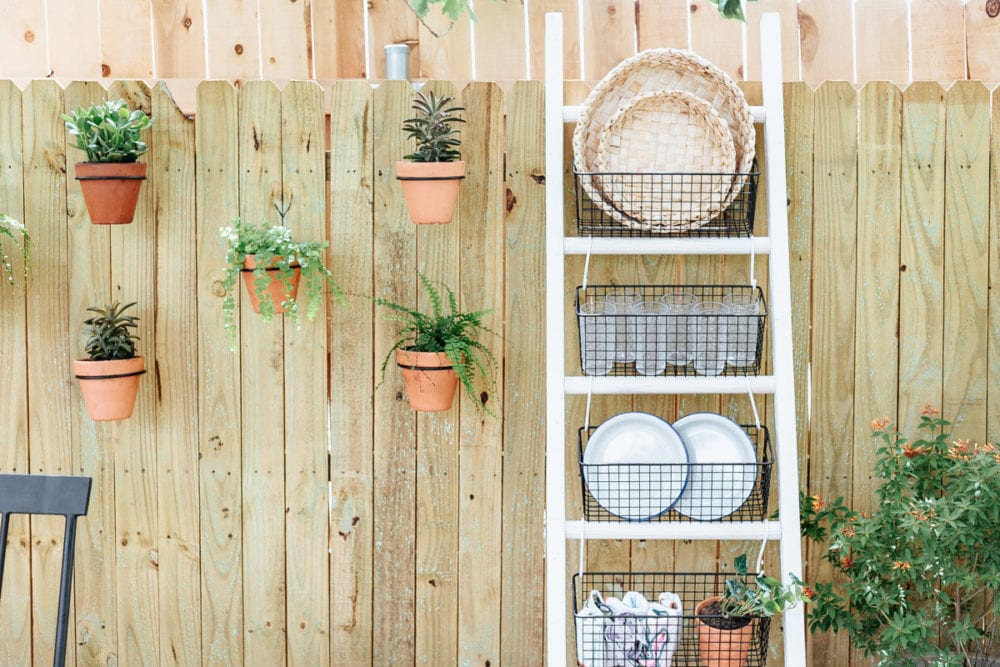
xmin=564 ymin=376 xmax=776 ymax=395
xmin=563 ymin=105 xmax=766 ymax=124
xmin=563 ymin=237 xmax=771 ymax=255
xmin=565 ymin=520 xmax=782 ymax=541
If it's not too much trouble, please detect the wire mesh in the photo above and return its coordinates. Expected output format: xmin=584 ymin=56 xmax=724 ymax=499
xmin=572 ymin=571 xmax=771 ymax=667
xmin=575 ymin=285 xmax=767 ymax=377
xmin=575 ymin=163 xmax=759 ymax=237
xmin=577 ymin=424 xmax=773 ymax=522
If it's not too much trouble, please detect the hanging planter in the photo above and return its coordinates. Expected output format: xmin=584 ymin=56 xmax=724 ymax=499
xmin=395 ymin=349 xmax=459 ymax=411
xmin=395 ymin=90 xmax=465 ymax=224
xmin=74 ymin=301 xmax=145 ymax=422
xmin=240 ymin=255 xmax=302 ymax=315
xmin=63 ymin=100 xmax=152 ymax=225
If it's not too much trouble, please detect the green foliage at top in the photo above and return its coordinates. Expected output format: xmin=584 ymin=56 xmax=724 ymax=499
xmin=219 ymin=217 xmax=345 ymax=351
xmin=0 ymin=214 xmax=30 ymax=288
xmin=82 ymin=301 xmax=140 ymax=361
xmin=717 ymin=554 xmax=812 ymax=619
xmin=62 ymin=99 xmax=152 ymax=163
xmin=709 ymin=0 xmax=758 ymax=21
xmin=802 ymin=409 xmax=1000 ymax=665
xmin=407 ymin=0 xmax=476 ymax=21
xmin=402 ymin=90 xmax=465 ymax=163
xmin=373 ymin=272 xmax=498 ymax=416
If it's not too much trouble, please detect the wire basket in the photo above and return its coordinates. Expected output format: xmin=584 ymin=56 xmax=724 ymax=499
xmin=575 ymin=285 xmax=767 ymax=377
xmin=574 ymin=163 xmax=759 ymax=237
xmin=573 ymin=571 xmax=771 ymax=667
xmin=578 ymin=424 xmax=773 ymax=522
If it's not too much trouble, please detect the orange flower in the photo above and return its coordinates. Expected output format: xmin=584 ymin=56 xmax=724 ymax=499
xmin=841 ymin=526 xmax=856 ymax=538
xmin=810 ymin=495 xmax=826 ymax=512
xmin=903 ymin=444 xmax=926 ymax=459
xmin=921 ymin=405 xmax=940 ymax=417
xmin=871 ymin=416 xmax=891 ymax=431
xmin=840 ymin=556 xmax=854 ymax=570
xmin=802 ymin=586 xmax=816 ymax=600
xmin=892 ymin=561 xmax=911 ymax=572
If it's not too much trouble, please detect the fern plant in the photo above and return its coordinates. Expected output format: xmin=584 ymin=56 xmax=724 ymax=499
xmin=0 ymin=214 xmax=30 ymax=287
xmin=402 ymin=90 xmax=465 ymax=163
xmin=374 ymin=272 xmax=498 ymax=415
xmin=62 ymin=99 xmax=152 ymax=163
xmin=82 ymin=301 xmax=140 ymax=361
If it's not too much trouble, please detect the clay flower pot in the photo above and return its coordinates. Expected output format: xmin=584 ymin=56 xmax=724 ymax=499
xmin=396 ymin=349 xmax=459 ymax=411
xmin=240 ymin=256 xmax=302 ymax=314
xmin=695 ymin=596 xmax=754 ymax=667
xmin=74 ymin=162 xmax=147 ymax=224
xmin=74 ymin=356 xmax=145 ymax=421
xmin=395 ymin=160 xmax=465 ymax=224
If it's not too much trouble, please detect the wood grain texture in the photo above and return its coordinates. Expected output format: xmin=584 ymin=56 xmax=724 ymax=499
xmin=990 ymin=87 xmax=1000 ymax=444
xmin=942 ymin=81 xmax=990 ymax=442
xmin=237 ymin=80 xmax=287 ymax=667
xmin=689 ymin=0 xmax=743 ymax=79
xmin=798 ymin=0 xmax=854 ymax=86
xmin=528 ymin=0 xmax=581 ymax=79
xmin=99 ymin=0 xmax=153 ymax=78
xmin=582 ymin=0 xmax=636 ymax=81
xmin=47 ymin=0 xmax=101 ymax=80
xmin=203 ymin=0 xmax=260 ymax=80
xmin=853 ymin=81 xmax=901 ymax=517
xmin=898 ymin=82 xmax=946 ymax=433
xmin=327 ymin=80 xmax=374 ymax=666
xmin=151 ymin=0 xmax=206 ymax=78
xmin=418 ymin=7 xmax=472 ymax=81
xmin=474 ymin=1 xmax=527 ymax=81
xmin=965 ymin=0 xmax=1000 ymax=83
xmin=194 ymin=80 xmax=244 ymax=667
xmin=808 ymin=81 xmax=858 ymax=667
xmin=368 ymin=0 xmax=419 ymax=80
xmin=910 ymin=0 xmax=966 ymax=84
xmin=636 ymin=0 xmax=689 ymax=51
xmin=259 ymin=0 xmax=311 ymax=80
xmin=855 ymin=0 xmax=909 ymax=84
xmin=0 ymin=0 xmax=47 ymax=77
xmin=314 ymin=0 xmax=366 ymax=78
xmin=746 ymin=0 xmax=800 ymax=80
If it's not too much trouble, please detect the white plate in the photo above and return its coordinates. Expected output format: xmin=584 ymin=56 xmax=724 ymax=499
xmin=672 ymin=413 xmax=757 ymax=520
xmin=582 ymin=412 xmax=689 ymax=520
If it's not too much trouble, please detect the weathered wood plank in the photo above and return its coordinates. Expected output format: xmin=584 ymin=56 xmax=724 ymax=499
xmin=746 ymin=0 xmax=800 ymax=81
xmin=99 ymin=1 xmax=153 ymax=78
xmin=418 ymin=7 xmax=472 ymax=81
xmin=582 ymin=0 xmax=636 ymax=81
xmin=202 ymin=0 xmax=259 ymax=81
xmin=965 ymin=0 xmax=1000 ymax=84
xmin=0 ymin=0 xmax=48 ymax=77
xmin=689 ymin=0 xmax=743 ymax=80
xmin=528 ymin=0 xmax=581 ymax=80
xmin=990 ymin=86 xmax=1000 ymax=444
xmin=151 ymin=0 xmax=206 ymax=78
xmin=855 ymin=0 xmax=909 ymax=84
xmin=314 ymin=0 xmax=367 ymax=79
xmin=910 ymin=0 xmax=966 ymax=84
xmin=47 ymin=0 xmax=101 ymax=80
xmin=475 ymin=1 xmax=527 ymax=81
xmin=942 ymin=81 xmax=990 ymax=442
xmin=636 ymin=0 xmax=689 ymax=51
xmin=195 ymin=80 xmax=244 ymax=667
xmin=798 ymin=0 xmax=854 ymax=86
xmin=259 ymin=0 xmax=311 ymax=79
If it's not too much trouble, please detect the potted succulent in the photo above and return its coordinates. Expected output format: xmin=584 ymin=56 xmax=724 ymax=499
xmin=395 ymin=90 xmax=466 ymax=224
xmin=374 ymin=272 xmax=497 ymax=414
xmin=0 ymin=214 xmax=30 ymax=287
xmin=62 ymin=99 xmax=152 ymax=224
xmin=219 ymin=218 xmax=344 ymax=350
xmin=74 ymin=301 xmax=145 ymax=421
xmin=803 ymin=407 xmax=1000 ymax=666
xmin=695 ymin=554 xmax=812 ymax=667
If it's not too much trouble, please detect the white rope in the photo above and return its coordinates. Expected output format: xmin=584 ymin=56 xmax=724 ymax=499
xmin=745 ymin=375 xmax=765 ymax=574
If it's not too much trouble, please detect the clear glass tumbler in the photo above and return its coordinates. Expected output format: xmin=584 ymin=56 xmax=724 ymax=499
xmin=629 ymin=301 xmax=669 ymax=376
xmin=722 ymin=291 xmax=761 ymax=367
xmin=660 ymin=290 xmax=699 ymax=366
xmin=605 ymin=290 xmax=640 ymax=364
xmin=578 ymin=299 xmax=617 ymax=376
xmin=692 ymin=301 xmax=731 ymax=376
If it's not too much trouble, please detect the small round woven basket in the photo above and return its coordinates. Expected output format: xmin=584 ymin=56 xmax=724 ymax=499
xmin=593 ymin=90 xmax=737 ymax=230
xmin=573 ymin=48 xmax=755 ymax=229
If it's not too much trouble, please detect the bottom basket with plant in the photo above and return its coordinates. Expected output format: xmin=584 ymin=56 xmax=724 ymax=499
xmin=803 ymin=407 xmax=1000 ymax=667
xmin=73 ymin=301 xmax=145 ymax=422
xmin=374 ymin=272 xmax=497 ymax=414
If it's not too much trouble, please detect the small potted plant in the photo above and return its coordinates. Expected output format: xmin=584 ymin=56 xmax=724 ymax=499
xmin=395 ymin=90 xmax=466 ymax=224
xmin=219 ymin=217 xmax=344 ymax=350
xmin=374 ymin=272 xmax=497 ymax=414
xmin=803 ymin=406 xmax=1000 ymax=666
xmin=695 ymin=554 xmax=812 ymax=667
xmin=74 ymin=301 xmax=145 ymax=421
xmin=0 ymin=214 xmax=30 ymax=287
xmin=62 ymin=99 xmax=152 ymax=224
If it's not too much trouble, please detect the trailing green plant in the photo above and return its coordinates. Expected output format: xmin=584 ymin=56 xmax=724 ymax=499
xmin=801 ymin=407 xmax=1000 ymax=666
xmin=402 ymin=90 xmax=465 ymax=163
xmin=715 ymin=553 xmax=812 ymax=619
xmin=373 ymin=272 xmax=498 ymax=415
xmin=62 ymin=99 xmax=152 ymax=163
xmin=709 ymin=0 xmax=758 ymax=21
xmin=219 ymin=217 xmax=344 ymax=350
xmin=0 ymin=214 xmax=30 ymax=287
xmin=82 ymin=301 xmax=140 ymax=360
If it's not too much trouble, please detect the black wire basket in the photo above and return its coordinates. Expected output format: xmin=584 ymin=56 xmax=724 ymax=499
xmin=575 ymin=285 xmax=767 ymax=377
xmin=573 ymin=571 xmax=771 ymax=667
xmin=578 ymin=424 xmax=773 ymax=523
xmin=574 ymin=163 xmax=759 ymax=238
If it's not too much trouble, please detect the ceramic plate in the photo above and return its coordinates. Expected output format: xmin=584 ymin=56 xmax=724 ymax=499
xmin=672 ymin=413 xmax=757 ymax=520
xmin=582 ymin=412 xmax=689 ymax=520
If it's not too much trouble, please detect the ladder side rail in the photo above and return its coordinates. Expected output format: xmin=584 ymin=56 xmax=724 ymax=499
xmin=544 ymin=11 xmax=568 ymax=667
xmin=760 ymin=12 xmax=808 ymax=666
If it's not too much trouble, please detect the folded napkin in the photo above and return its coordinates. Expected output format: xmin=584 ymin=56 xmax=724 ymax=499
xmin=576 ymin=589 xmax=684 ymax=667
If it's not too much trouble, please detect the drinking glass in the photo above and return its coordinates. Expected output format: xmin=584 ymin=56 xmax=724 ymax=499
xmin=692 ymin=301 xmax=731 ymax=376
xmin=629 ymin=301 xmax=669 ymax=376
xmin=660 ymin=290 xmax=699 ymax=366
xmin=578 ymin=299 xmax=616 ymax=376
xmin=605 ymin=290 xmax=640 ymax=364
xmin=723 ymin=291 xmax=761 ymax=367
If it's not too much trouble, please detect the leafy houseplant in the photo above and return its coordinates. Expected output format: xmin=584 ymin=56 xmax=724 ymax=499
xmin=695 ymin=554 xmax=812 ymax=667
xmin=219 ymin=219 xmax=344 ymax=350
xmin=395 ymin=90 xmax=466 ymax=224
xmin=63 ymin=99 xmax=152 ymax=224
xmin=374 ymin=272 xmax=497 ymax=414
xmin=0 ymin=214 xmax=30 ymax=287
xmin=803 ymin=407 xmax=1000 ymax=666
xmin=73 ymin=301 xmax=145 ymax=421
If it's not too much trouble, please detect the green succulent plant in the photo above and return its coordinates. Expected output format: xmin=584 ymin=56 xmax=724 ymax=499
xmin=0 ymin=214 xmax=30 ymax=287
xmin=82 ymin=301 xmax=140 ymax=361
xmin=62 ymin=99 xmax=152 ymax=163
xmin=402 ymin=90 xmax=465 ymax=163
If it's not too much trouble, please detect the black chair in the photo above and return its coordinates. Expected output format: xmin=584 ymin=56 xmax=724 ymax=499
xmin=0 ymin=473 xmax=92 ymax=667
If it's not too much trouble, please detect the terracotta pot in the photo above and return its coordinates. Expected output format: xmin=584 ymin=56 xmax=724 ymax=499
xmin=240 ymin=256 xmax=302 ymax=315
xmin=695 ymin=596 xmax=754 ymax=667
xmin=74 ymin=162 xmax=147 ymax=224
xmin=74 ymin=356 xmax=145 ymax=422
xmin=396 ymin=349 xmax=459 ymax=411
xmin=395 ymin=160 xmax=465 ymax=224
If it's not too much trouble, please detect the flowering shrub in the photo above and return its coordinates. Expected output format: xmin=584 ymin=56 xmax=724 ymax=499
xmin=802 ymin=406 xmax=1000 ymax=666
xmin=0 ymin=214 xmax=30 ymax=287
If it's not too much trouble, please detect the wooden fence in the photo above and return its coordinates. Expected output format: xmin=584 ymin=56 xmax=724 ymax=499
xmin=0 ymin=77 xmax=998 ymax=666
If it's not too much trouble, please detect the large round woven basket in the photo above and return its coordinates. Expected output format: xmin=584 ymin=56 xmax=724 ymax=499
xmin=593 ymin=90 xmax=736 ymax=229
xmin=573 ymin=48 xmax=755 ymax=230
